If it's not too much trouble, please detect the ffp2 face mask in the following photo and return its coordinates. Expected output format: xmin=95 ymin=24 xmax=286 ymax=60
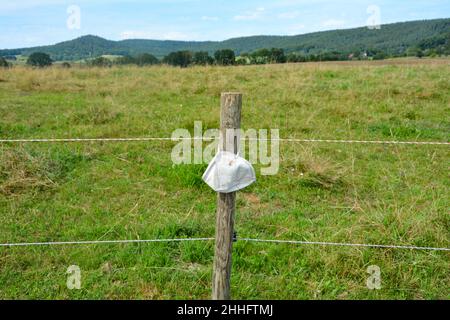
xmin=202 ymin=151 xmax=256 ymax=193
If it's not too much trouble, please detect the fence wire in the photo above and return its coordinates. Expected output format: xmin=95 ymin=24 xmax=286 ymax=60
xmin=0 ymin=238 xmax=214 ymax=247
xmin=0 ymin=237 xmax=448 ymax=252
xmin=1 ymin=138 xmax=448 ymax=253
xmin=0 ymin=137 xmax=449 ymax=145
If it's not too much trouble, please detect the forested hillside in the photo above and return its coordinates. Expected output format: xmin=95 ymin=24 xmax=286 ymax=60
xmin=1 ymin=18 xmax=449 ymax=61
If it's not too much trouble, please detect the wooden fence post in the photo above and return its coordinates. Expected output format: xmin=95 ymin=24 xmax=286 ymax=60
xmin=212 ymin=92 xmax=242 ymax=300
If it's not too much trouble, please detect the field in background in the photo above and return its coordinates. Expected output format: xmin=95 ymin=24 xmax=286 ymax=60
xmin=0 ymin=59 xmax=449 ymax=299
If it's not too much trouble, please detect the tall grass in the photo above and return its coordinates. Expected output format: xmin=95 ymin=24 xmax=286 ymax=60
xmin=0 ymin=59 xmax=448 ymax=299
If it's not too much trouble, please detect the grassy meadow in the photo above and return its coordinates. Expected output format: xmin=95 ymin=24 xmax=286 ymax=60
xmin=0 ymin=58 xmax=449 ymax=299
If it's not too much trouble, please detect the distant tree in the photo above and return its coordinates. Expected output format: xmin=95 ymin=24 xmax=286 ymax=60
xmin=61 ymin=62 xmax=71 ymax=68
xmin=214 ymin=49 xmax=235 ymax=66
xmin=27 ymin=52 xmax=52 ymax=67
xmin=445 ymin=33 xmax=450 ymax=55
xmin=193 ymin=51 xmax=214 ymax=65
xmin=135 ymin=53 xmax=159 ymax=66
xmin=269 ymin=48 xmax=286 ymax=63
xmin=406 ymin=47 xmax=422 ymax=57
xmin=89 ymin=56 xmax=112 ymax=67
xmin=369 ymin=49 xmax=388 ymax=60
xmin=250 ymin=48 xmax=270 ymax=64
xmin=308 ymin=54 xmax=319 ymax=62
xmin=253 ymin=56 xmax=269 ymax=64
xmin=163 ymin=51 xmax=192 ymax=68
xmin=235 ymin=56 xmax=250 ymax=65
xmin=116 ymin=55 xmax=136 ymax=65
xmin=373 ymin=52 xmax=387 ymax=60
xmin=318 ymin=51 xmax=347 ymax=61
xmin=286 ymin=53 xmax=298 ymax=63
xmin=252 ymin=48 xmax=270 ymax=57
xmin=298 ymin=55 xmax=307 ymax=62
xmin=426 ymin=49 xmax=438 ymax=57
xmin=0 ymin=57 xmax=10 ymax=68
xmin=416 ymin=49 xmax=424 ymax=58
xmin=248 ymin=48 xmax=286 ymax=64
xmin=286 ymin=53 xmax=307 ymax=63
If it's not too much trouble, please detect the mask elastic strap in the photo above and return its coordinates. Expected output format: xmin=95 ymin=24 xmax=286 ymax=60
xmin=217 ymin=145 xmax=240 ymax=157
xmin=219 ymin=151 xmax=241 ymax=158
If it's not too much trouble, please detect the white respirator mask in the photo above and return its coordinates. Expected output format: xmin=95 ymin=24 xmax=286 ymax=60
xmin=202 ymin=150 xmax=256 ymax=193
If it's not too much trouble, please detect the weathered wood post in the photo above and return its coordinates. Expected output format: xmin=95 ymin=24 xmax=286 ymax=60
xmin=212 ymin=92 xmax=242 ymax=300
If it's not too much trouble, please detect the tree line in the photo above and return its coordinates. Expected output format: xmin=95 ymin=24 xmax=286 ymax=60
xmin=88 ymin=49 xmax=239 ymax=67
xmin=79 ymin=45 xmax=450 ymax=68
xmin=2 ymin=38 xmax=449 ymax=69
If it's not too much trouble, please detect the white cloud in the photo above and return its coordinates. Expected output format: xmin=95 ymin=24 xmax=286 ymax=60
xmin=201 ymin=16 xmax=219 ymax=21
xmin=0 ymin=0 xmax=61 ymax=13
xmin=277 ymin=11 xmax=301 ymax=20
xmin=287 ymin=23 xmax=306 ymax=35
xmin=24 ymin=36 xmax=45 ymax=45
xmin=322 ymin=19 xmax=346 ymax=28
xmin=120 ymin=30 xmax=193 ymax=41
xmin=163 ymin=31 xmax=192 ymax=41
xmin=234 ymin=7 xmax=265 ymax=21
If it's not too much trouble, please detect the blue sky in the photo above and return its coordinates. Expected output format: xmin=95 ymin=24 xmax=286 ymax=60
xmin=1 ymin=0 xmax=449 ymax=49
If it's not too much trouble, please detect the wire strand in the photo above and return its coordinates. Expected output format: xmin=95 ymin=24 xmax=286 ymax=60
xmin=0 ymin=237 xmax=448 ymax=251
xmin=0 ymin=137 xmax=188 ymax=143
xmin=266 ymin=138 xmax=450 ymax=145
xmin=240 ymin=238 xmax=450 ymax=252
xmin=0 ymin=137 xmax=448 ymax=145
xmin=0 ymin=238 xmax=214 ymax=247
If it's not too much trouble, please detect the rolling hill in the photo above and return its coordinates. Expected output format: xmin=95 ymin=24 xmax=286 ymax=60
xmin=1 ymin=18 xmax=449 ymax=61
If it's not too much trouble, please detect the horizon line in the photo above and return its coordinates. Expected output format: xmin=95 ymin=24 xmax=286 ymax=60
xmin=2 ymin=17 xmax=449 ymax=50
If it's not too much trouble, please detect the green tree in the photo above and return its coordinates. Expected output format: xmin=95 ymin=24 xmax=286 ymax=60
xmin=427 ymin=49 xmax=438 ymax=57
xmin=445 ymin=33 xmax=450 ymax=55
xmin=416 ymin=49 xmax=424 ymax=58
xmin=235 ymin=56 xmax=250 ymax=65
xmin=193 ymin=51 xmax=214 ymax=65
xmin=248 ymin=48 xmax=286 ymax=64
xmin=27 ymin=52 xmax=52 ymax=67
xmin=163 ymin=51 xmax=192 ymax=68
xmin=373 ymin=51 xmax=387 ymax=60
xmin=0 ymin=57 xmax=10 ymax=68
xmin=136 ymin=53 xmax=159 ymax=66
xmin=269 ymin=48 xmax=286 ymax=63
xmin=286 ymin=53 xmax=307 ymax=63
xmin=308 ymin=54 xmax=319 ymax=62
xmin=89 ymin=56 xmax=112 ymax=67
xmin=116 ymin=55 xmax=136 ymax=65
xmin=250 ymin=48 xmax=270 ymax=64
xmin=286 ymin=53 xmax=298 ymax=63
xmin=214 ymin=49 xmax=235 ymax=65
xmin=406 ymin=47 xmax=423 ymax=57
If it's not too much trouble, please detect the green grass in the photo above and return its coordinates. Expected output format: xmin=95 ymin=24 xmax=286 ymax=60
xmin=0 ymin=59 xmax=449 ymax=299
